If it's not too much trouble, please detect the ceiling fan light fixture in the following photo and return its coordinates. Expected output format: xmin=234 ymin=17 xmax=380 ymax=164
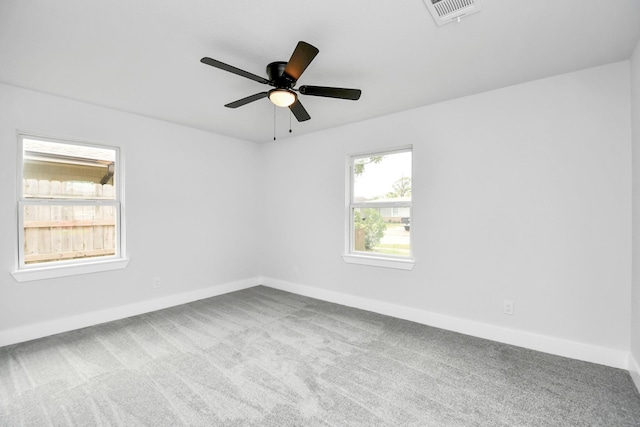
xmin=269 ymin=89 xmax=296 ymax=107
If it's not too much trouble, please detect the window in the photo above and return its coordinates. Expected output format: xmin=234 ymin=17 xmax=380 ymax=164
xmin=343 ymin=147 xmax=414 ymax=270
xmin=12 ymin=134 xmax=128 ymax=282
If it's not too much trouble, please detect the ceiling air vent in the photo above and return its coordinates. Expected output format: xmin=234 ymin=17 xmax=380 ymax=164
xmin=424 ymin=0 xmax=482 ymax=26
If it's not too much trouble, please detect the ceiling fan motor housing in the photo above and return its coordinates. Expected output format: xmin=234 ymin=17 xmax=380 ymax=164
xmin=267 ymin=61 xmax=295 ymax=88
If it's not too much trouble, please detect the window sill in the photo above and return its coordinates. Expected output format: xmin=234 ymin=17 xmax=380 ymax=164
xmin=11 ymin=258 xmax=130 ymax=282
xmin=342 ymin=253 xmax=415 ymax=270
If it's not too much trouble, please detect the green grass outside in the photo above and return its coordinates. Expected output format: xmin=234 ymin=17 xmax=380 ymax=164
xmin=369 ymin=243 xmax=410 ymax=256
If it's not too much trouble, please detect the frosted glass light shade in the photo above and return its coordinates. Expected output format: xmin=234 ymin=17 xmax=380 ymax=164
xmin=269 ymin=89 xmax=296 ymax=107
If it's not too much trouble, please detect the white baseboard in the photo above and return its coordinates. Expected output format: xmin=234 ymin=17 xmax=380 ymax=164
xmin=2 ymin=276 xmax=631 ymax=372
xmin=629 ymin=353 xmax=640 ymax=393
xmin=0 ymin=277 xmax=260 ymax=347
xmin=261 ymin=277 xmax=629 ymax=370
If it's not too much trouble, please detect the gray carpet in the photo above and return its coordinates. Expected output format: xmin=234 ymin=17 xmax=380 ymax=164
xmin=0 ymin=286 xmax=639 ymax=426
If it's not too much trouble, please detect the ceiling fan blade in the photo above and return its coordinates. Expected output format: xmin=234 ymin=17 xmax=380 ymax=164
xmin=225 ymin=92 xmax=269 ymax=108
xmin=289 ymin=99 xmax=311 ymax=122
xmin=283 ymin=41 xmax=319 ymax=82
xmin=201 ymin=57 xmax=270 ymax=85
xmin=299 ymin=85 xmax=362 ymax=100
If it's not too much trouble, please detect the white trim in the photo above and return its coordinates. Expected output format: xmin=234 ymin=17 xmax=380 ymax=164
xmin=629 ymin=353 xmax=640 ymax=394
xmin=261 ymin=277 xmax=628 ymax=369
xmin=0 ymin=277 xmax=260 ymax=347
xmin=342 ymin=253 xmax=415 ymax=270
xmin=11 ymin=257 xmax=130 ymax=282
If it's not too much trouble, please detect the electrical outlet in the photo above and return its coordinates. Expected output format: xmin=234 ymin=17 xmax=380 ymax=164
xmin=153 ymin=277 xmax=162 ymax=289
xmin=503 ymin=300 xmax=514 ymax=315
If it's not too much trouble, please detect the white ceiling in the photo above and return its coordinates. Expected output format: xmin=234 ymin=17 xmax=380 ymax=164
xmin=1 ymin=0 xmax=639 ymax=143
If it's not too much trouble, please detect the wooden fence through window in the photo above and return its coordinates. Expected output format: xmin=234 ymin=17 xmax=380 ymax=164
xmin=22 ymin=179 xmax=116 ymax=264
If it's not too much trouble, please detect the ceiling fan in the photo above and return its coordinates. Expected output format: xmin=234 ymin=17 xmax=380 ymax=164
xmin=200 ymin=41 xmax=361 ymax=122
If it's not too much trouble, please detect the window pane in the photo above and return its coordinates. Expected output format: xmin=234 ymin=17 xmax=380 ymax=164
xmin=23 ymin=138 xmax=116 ymax=200
xmin=23 ymin=204 xmax=117 ymax=264
xmin=353 ymin=151 xmax=411 ymax=202
xmin=19 ymin=135 xmax=122 ymax=270
xmin=353 ymin=207 xmax=410 ymax=257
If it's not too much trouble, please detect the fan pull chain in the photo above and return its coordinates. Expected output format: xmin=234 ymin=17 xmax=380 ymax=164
xmin=289 ymin=110 xmax=292 ymax=133
xmin=273 ymin=105 xmax=276 ymax=141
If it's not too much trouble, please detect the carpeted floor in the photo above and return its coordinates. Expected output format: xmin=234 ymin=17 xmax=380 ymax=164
xmin=0 ymin=285 xmax=639 ymax=426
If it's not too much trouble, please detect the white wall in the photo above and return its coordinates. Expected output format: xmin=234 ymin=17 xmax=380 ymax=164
xmin=0 ymin=83 xmax=261 ymax=341
xmin=259 ymin=62 xmax=632 ymax=367
xmin=631 ymin=40 xmax=640 ymax=388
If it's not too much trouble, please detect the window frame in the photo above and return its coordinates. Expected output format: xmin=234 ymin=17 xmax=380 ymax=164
xmin=342 ymin=146 xmax=415 ymax=270
xmin=12 ymin=132 xmax=129 ymax=282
